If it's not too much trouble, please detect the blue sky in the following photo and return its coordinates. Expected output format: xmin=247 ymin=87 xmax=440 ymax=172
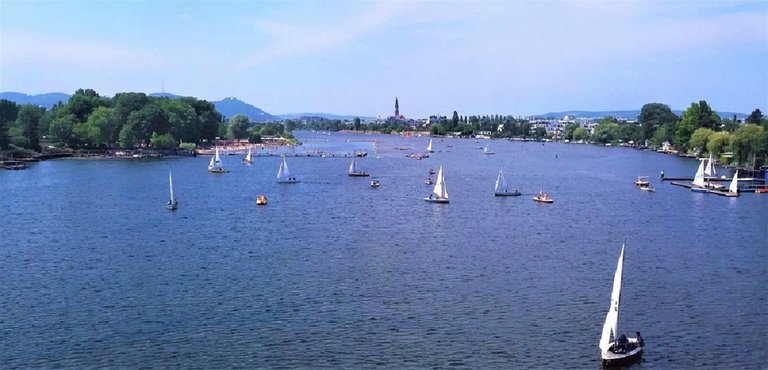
xmin=1 ymin=0 xmax=766 ymax=118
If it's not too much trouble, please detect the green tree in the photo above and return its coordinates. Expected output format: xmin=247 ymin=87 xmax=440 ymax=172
xmin=746 ymin=109 xmax=763 ymax=125
xmin=652 ymin=122 xmax=676 ymax=146
xmin=16 ymin=104 xmax=44 ymax=151
xmin=352 ymin=117 xmax=361 ymax=131
xmin=688 ymin=127 xmax=715 ymax=153
xmin=694 ymin=100 xmax=720 ymax=130
xmin=591 ymin=117 xmax=620 ymax=144
xmin=227 ymin=115 xmax=251 ymax=139
xmin=638 ymin=103 xmax=677 ymax=142
xmin=430 ymin=124 xmax=446 ymax=136
xmin=730 ymin=124 xmax=764 ymax=168
xmin=452 ymin=111 xmax=460 ymax=128
xmin=118 ymin=123 xmax=139 ymax=148
xmin=573 ymin=127 xmax=587 ymax=141
xmin=49 ymin=114 xmax=77 ymax=145
xmin=126 ymin=103 xmax=169 ymax=144
xmin=562 ymin=123 xmax=579 ymax=141
xmin=85 ymin=106 xmax=119 ymax=147
xmin=0 ymin=99 xmax=19 ymax=150
xmin=706 ymin=131 xmax=730 ymax=157
xmin=159 ymin=99 xmax=200 ymax=143
xmin=68 ymin=88 xmax=108 ymax=123
xmin=150 ymin=132 xmax=177 ymax=149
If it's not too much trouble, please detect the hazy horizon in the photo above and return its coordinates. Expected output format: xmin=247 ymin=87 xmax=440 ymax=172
xmin=1 ymin=0 xmax=766 ymax=118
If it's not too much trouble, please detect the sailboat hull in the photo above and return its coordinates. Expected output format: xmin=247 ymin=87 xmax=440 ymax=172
xmin=495 ymin=190 xmax=521 ymax=196
xmin=424 ymin=197 xmax=449 ymax=203
xmin=601 ymin=345 xmax=643 ymax=366
xmin=277 ymin=179 xmax=300 ymax=184
xmin=166 ymin=202 xmax=179 ymax=211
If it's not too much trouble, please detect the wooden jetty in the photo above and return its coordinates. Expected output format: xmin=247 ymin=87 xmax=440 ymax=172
xmin=670 ymin=181 xmax=738 ymax=197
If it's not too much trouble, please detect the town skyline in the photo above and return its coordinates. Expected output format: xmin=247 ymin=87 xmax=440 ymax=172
xmin=1 ymin=0 xmax=766 ymax=118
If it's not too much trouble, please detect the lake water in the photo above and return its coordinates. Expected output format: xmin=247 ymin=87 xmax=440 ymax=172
xmin=1 ymin=131 xmax=766 ymax=369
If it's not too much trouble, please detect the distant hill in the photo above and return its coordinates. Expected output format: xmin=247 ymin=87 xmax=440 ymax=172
xmin=536 ymin=109 xmax=747 ymax=120
xmin=212 ymin=97 xmax=278 ymax=122
xmin=0 ymin=92 xmax=70 ymax=109
xmin=277 ymin=113 xmax=376 ymax=121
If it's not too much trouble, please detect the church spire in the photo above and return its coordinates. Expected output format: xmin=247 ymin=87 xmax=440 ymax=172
xmin=395 ymin=97 xmax=400 ymax=117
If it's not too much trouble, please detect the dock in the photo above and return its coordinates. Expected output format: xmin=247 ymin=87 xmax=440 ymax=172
xmin=670 ymin=181 xmax=738 ymax=197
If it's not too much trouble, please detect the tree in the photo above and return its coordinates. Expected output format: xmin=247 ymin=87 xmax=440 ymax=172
xmin=16 ymin=104 xmax=44 ymax=151
xmin=126 ymin=103 xmax=169 ymax=144
xmin=562 ymin=123 xmax=579 ymax=141
xmin=352 ymin=117 xmax=361 ymax=131
xmin=746 ymin=109 xmax=763 ymax=125
xmin=688 ymin=128 xmax=714 ymax=153
xmin=69 ymin=88 xmax=108 ymax=123
xmin=49 ymin=114 xmax=77 ymax=145
xmin=0 ymin=99 xmax=18 ymax=150
xmin=118 ymin=123 xmax=139 ymax=148
xmin=706 ymin=131 xmax=730 ymax=157
xmin=85 ymin=106 xmax=118 ymax=147
xmin=591 ymin=117 xmax=620 ymax=144
xmin=150 ymin=132 xmax=177 ymax=149
xmin=573 ymin=127 xmax=587 ymax=141
xmin=638 ymin=103 xmax=677 ymax=142
xmin=730 ymin=124 xmax=764 ymax=168
xmin=451 ymin=111 xmax=460 ymax=128
xmin=430 ymin=124 xmax=446 ymax=136
xmin=227 ymin=115 xmax=251 ymax=139
xmin=159 ymin=99 xmax=200 ymax=143
xmin=695 ymin=100 xmax=720 ymax=130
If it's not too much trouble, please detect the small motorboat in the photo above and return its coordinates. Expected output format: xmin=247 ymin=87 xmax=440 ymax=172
xmin=533 ymin=190 xmax=554 ymax=203
xmin=425 ymin=178 xmax=433 ymax=185
xmin=634 ymin=176 xmax=650 ymax=187
xmin=370 ymin=179 xmax=380 ymax=188
xmin=639 ymin=183 xmax=655 ymax=192
xmin=256 ymin=195 xmax=268 ymax=205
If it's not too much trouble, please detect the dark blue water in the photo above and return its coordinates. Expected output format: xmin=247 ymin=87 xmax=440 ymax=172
xmin=2 ymin=131 xmax=766 ymax=369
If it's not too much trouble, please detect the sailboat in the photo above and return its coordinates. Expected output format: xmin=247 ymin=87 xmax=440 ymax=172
xmin=166 ymin=170 xmax=179 ymax=211
xmin=691 ymin=158 xmax=707 ymax=192
xmin=242 ymin=147 xmax=253 ymax=164
xmin=426 ymin=138 xmax=434 ymax=153
xmin=208 ymin=147 xmax=229 ymax=173
xmin=348 ymin=158 xmax=369 ymax=177
xmin=276 ymin=155 xmax=300 ymax=183
xmin=600 ymin=244 xmax=644 ymax=366
xmin=483 ymin=144 xmax=495 ymax=155
xmin=424 ymin=164 xmax=449 ymax=203
xmin=727 ymin=170 xmax=739 ymax=196
xmin=703 ymin=153 xmax=724 ymax=190
xmin=494 ymin=168 xmax=520 ymax=196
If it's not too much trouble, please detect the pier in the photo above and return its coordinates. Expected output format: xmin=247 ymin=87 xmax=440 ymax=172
xmin=670 ymin=181 xmax=739 ymax=197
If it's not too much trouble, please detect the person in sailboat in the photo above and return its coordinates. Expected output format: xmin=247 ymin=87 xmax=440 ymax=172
xmin=636 ymin=332 xmax=644 ymax=347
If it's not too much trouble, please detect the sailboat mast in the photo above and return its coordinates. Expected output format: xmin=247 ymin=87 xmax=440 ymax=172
xmin=169 ymin=170 xmax=175 ymax=200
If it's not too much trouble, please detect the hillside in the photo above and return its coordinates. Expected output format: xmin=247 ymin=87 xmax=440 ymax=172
xmin=0 ymin=92 xmax=70 ymax=109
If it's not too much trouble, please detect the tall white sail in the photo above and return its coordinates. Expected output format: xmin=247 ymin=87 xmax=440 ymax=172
xmin=692 ymin=159 xmax=706 ymax=188
xmin=600 ymin=244 xmax=625 ymax=352
xmin=214 ymin=147 xmax=223 ymax=167
xmin=494 ymin=169 xmax=507 ymax=193
xmin=169 ymin=170 xmax=175 ymax=201
xmin=704 ymin=153 xmax=717 ymax=177
xmin=349 ymin=158 xmax=357 ymax=174
xmin=427 ymin=139 xmax=434 ymax=153
xmin=729 ymin=170 xmax=739 ymax=193
xmin=432 ymin=165 xmax=448 ymax=199
xmin=245 ymin=148 xmax=253 ymax=162
xmin=208 ymin=155 xmax=216 ymax=170
xmin=277 ymin=156 xmax=291 ymax=180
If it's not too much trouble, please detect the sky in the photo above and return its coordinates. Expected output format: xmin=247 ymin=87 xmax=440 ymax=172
xmin=1 ymin=0 xmax=766 ymax=118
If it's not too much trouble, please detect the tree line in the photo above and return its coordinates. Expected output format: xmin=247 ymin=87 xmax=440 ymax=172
xmin=0 ymin=89 xmax=294 ymax=157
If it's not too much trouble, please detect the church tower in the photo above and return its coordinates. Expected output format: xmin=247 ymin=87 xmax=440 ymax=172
xmin=395 ymin=97 xmax=400 ymax=117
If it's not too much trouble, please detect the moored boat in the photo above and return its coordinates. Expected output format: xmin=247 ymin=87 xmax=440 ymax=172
xmin=533 ymin=190 xmax=553 ymax=203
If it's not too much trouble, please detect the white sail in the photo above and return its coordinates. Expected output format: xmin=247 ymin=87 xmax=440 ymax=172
xmin=277 ymin=156 xmax=291 ymax=180
xmin=600 ymin=244 xmax=625 ymax=352
xmin=432 ymin=165 xmax=448 ymax=199
xmin=494 ymin=169 xmax=508 ymax=193
xmin=208 ymin=155 xmax=216 ymax=170
xmin=692 ymin=159 xmax=706 ymax=187
xmin=704 ymin=153 xmax=716 ymax=177
xmin=483 ymin=144 xmax=492 ymax=154
xmin=729 ymin=170 xmax=739 ymax=193
xmin=427 ymin=139 xmax=433 ymax=152
xmin=214 ymin=147 xmax=223 ymax=167
xmin=245 ymin=148 xmax=253 ymax=162
xmin=349 ymin=158 xmax=358 ymax=174
xmin=169 ymin=170 xmax=175 ymax=201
